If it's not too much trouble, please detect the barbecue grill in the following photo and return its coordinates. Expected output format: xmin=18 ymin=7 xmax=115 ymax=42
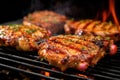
xmin=0 ymin=44 xmax=120 ymax=80
xmin=0 ymin=0 xmax=120 ymax=80
xmin=0 ymin=19 xmax=120 ymax=80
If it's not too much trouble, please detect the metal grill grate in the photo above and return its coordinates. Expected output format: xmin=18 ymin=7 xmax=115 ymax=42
xmin=0 ymin=46 xmax=120 ymax=80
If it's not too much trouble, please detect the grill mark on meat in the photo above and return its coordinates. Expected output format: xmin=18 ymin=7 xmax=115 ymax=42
xmin=49 ymin=38 xmax=97 ymax=62
xmin=0 ymin=25 xmax=50 ymax=51
xmin=104 ymin=23 xmax=113 ymax=31
xmin=84 ymin=21 xmax=101 ymax=32
xmin=108 ymin=25 xmax=119 ymax=34
xmin=51 ymin=35 xmax=101 ymax=44
xmin=64 ymin=35 xmax=106 ymax=48
xmin=49 ymin=35 xmax=100 ymax=56
xmin=101 ymin=23 xmax=110 ymax=31
xmin=45 ymin=41 xmax=86 ymax=65
xmin=50 ymin=37 xmax=88 ymax=53
xmin=99 ymin=22 xmax=106 ymax=29
xmin=65 ymin=19 xmax=120 ymax=42
xmin=104 ymin=24 xmax=116 ymax=35
xmin=78 ymin=20 xmax=93 ymax=29
xmin=47 ymin=40 xmax=80 ymax=55
xmin=50 ymin=35 xmax=111 ymax=50
xmin=46 ymin=40 xmax=95 ymax=63
xmin=47 ymin=43 xmax=67 ymax=55
xmin=38 ymin=35 xmax=107 ymax=71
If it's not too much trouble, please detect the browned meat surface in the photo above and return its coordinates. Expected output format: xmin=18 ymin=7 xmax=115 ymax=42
xmin=64 ymin=19 xmax=120 ymax=41
xmin=0 ymin=24 xmax=50 ymax=51
xmin=61 ymin=33 xmax=117 ymax=55
xmin=23 ymin=10 xmax=67 ymax=35
xmin=38 ymin=35 xmax=117 ymax=71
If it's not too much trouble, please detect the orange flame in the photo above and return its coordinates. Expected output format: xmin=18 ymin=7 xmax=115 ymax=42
xmin=109 ymin=0 xmax=119 ymax=25
xmin=102 ymin=10 xmax=110 ymax=22
xmin=96 ymin=0 xmax=119 ymax=25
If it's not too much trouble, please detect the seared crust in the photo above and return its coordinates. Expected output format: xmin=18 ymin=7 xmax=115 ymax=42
xmin=38 ymin=35 xmax=106 ymax=71
xmin=23 ymin=10 xmax=67 ymax=35
xmin=64 ymin=19 xmax=120 ymax=41
xmin=0 ymin=24 xmax=50 ymax=51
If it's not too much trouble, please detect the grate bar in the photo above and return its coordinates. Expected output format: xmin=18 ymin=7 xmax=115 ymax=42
xmin=0 ymin=52 xmax=50 ymax=66
xmin=0 ymin=63 xmax=58 ymax=80
xmin=0 ymin=52 xmax=88 ymax=79
xmin=91 ymin=73 xmax=120 ymax=80
xmin=96 ymin=66 xmax=120 ymax=74
xmin=0 ymin=46 xmax=120 ymax=79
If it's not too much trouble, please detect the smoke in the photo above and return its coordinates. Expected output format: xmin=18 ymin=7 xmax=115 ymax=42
xmin=29 ymin=0 xmax=108 ymax=19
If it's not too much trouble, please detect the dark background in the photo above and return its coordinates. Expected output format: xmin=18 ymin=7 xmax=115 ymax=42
xmin=0 ymin=0 xmax=31 ymax=23
xmin=0 ymin=0 xmax=120 ymax=24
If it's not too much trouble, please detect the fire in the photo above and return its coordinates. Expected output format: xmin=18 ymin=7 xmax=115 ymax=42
xmin=96 ymin=0 xmax=119 ymax=25
xmin=102 ymin=10 xmax=110 ymax=22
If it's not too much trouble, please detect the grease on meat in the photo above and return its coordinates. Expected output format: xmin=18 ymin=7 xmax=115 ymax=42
xmin=38 ymin=34 xmax=117 ymax=71
xmin=0 ymin=24 xmax=50 ymax=51
xmin=64 ymin=19 xmax=120 ymax=41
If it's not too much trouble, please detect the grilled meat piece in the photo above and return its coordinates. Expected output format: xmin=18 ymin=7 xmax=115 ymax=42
xmin=23 ymin=10 xmax=67 ymax=35
xmin=0 ymin=24 xmax=50 ymax=51
xmin=64 ymin=19 xmax=120 ymax=41
xmin=38 ymin=35 xmax=117 ymax=71
xmin=62 ymin=33 xmax=117 ymax=55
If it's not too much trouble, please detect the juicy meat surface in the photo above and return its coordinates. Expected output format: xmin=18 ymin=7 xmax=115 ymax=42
xmin=64 ymin=19 xmax=120 ymax=41
xmin=38 ymin=35 xmax=110 ymax=71
xmin=23 ymin=10 xmax=67 ymax=35
xmin=0 ymin=24 xmax=50 ymax=51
